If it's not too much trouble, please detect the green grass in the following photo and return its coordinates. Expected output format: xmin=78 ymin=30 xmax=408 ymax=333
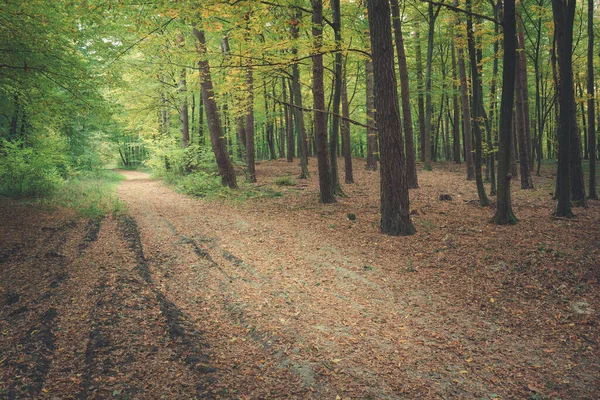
xmin=48 ymin=169 xmax=126 ymax=218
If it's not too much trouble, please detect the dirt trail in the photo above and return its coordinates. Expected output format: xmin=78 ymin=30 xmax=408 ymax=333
xmin=1 ymin=161 xmax=599 ymax=399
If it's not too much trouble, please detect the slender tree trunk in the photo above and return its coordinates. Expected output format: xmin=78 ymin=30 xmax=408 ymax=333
xmin=423 ymin=2 xmax=440 ymax=171
xmin=290 ymin=12 xmax=310 ymax=178
xmin=390 ymin=0 xmax=418 ymax=188
xmin=341 ymin=72 xmax=354 ymax=183
xmin=415 ymin=22 xmax=426 ymax=162
xmin=588 ymin=0 xmax=598 ymax=199
xmin=198 ymin=93 xmax=204 ymax=145
xmin=263 ymin=84 xmax=276 ymax=161
xmin=329 ymin=0 xmax=343 ymax=195
xmin=193 ymin=25 xmax=237 ymax=189
xmin=365 ymin=59 xmax=378 ymax=170
xmin=454 ymin=0 xmax=474 ymax=180
xmin=517 ymin=15 xmax=534 ymax=172
xmin=283 ymin=77 xmax=294 ymax=162
xmin=487 ymin=1 xmax=501 ymax=194
xmin=515 ymin=22 xmax=534 ymax=188
xmin=466 ymin=1 xmax=489 ymax=205
xmin=312 ymin=0 xmax=335 ymax=203
xmin=179 ymin=68 xmax=190 ymax=149
xmin=491 ymin=0 xmax=518 ymax=224
xmin=366 ymin=0 xmax=415 ymax=236
xmin=451 ymin=41 xmax=461 ymax=163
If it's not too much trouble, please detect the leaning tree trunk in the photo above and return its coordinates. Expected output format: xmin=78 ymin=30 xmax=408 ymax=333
xmin=366 ymin=0 xmax=415 ymax=236
xmin=311 ymin=0 xmax=335 ymax=203
xmin=390 ymin=0 xmax=418 ymax=188
xmin=193 ymin=25 xmax=237 ymax=189
xmin=491 ymin=0 xmax=518 ymax=224
xmin=588 ymin=0 xmax=598 ymax=199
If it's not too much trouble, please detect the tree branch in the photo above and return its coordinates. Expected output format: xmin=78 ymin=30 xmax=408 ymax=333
xmin=419 ymin=0 xmax=501 ymax=25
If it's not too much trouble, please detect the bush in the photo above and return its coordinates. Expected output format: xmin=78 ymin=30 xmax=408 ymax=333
xmin=274 ymin=176 xmax=297 ymax=186
xmin=176 ymin=171 xmax=231 ymax=198
xmin=0 ymin=139 xmax=64 ymax=197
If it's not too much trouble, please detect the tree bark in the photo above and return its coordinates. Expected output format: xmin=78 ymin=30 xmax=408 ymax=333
xmin=365 ymin=59 xmax=378 ymax=170
xmin=491 ymin=0 xmax=518 ymax=224
xmin=423 ymin=2 xmax=441 ymax=171
xmin=451 ymin=40 xmax=461 ymax=163
xmin=415 ymin=22 xmax=426 ymax=162
xmin=341 ymin=72 xmax=354 ymax=183
xmin=515 ymin=19 xmax=534 ymax=189
xmin=312 ymin=0 xmax=335 ymax=203
xmin=329 ymin=0 xmax=343 ymax=195
xmin=193 ymin=25 xmax=237 ymax=189
xmin=454 ymin=0 xmax=474 ymax=180
xmin=366 ymin=0 xmax=415 ymax=236
xmin=588 ymin=0 xmax=598 ymax=199
xmin=290 ymin=12 xmax=310 ymax=179
xmin=551 ymin=0 xmax=577 ymax=216
xmin=283 ymin=77 xmax=294 ymax=162
xmin=466 ymin=2 xmax=489 ymax=206
xmin=390 ymin=0 xmax=418 ymax=188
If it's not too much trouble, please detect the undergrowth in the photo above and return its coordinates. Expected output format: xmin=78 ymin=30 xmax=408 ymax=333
xmin=47 ymin=169 xmax=125 ymax=218
xmin=169 ymin=171 xmax=283 ymax=201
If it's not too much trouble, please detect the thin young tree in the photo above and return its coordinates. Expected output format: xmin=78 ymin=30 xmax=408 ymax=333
xmin=366 ymin=0 xmax=415 ymax=236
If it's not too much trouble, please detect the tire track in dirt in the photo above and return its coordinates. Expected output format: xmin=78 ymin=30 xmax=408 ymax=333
xmin=2 ymin=217 xmax=96 ymax=399
xmin=157 ymin=214 xmax=322 ymax=392
xmin=116 ymin=216 xmax=214 ymax=389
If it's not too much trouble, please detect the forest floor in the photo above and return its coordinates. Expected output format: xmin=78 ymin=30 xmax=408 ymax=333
xmin=1 ymin=158 xmax=599 ymax=400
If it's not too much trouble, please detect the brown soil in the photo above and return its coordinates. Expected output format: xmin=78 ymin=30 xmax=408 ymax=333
xmin=1 ymin=158 xmax=599 ymax=399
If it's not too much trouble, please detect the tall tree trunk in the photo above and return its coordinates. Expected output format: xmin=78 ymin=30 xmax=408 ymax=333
xmin=451 ymin=41 xmax=461 ymax=163
xmin=487 ymin=0 xmax=501 ymax=195
xmin=491 ymin=0 xmax=518 ymax=224
xmin=551 ymin=0 xmax=579 ymax=215
xmin=263 ymin=83 xmax=276 ymax=160
xmin=588 ymin=0 xmax=598 ymax=199
xmin=365 ymin=59 xmax=378 ymax=170
xmin=198 ymin=93 xmax=204 ymax=144
xmin=423 ymin=2 xmax=441 ymax=171
xmin=312 ymin=0 xmax=335 ymax=203
xmin=366 ymin=0 xmax=415 ymax=236
xmin=466 ymin=2 xmax=489 ymax=206
xmin=415 ymin=22 xmax=426 ymax=162
xmin=517 ymin=15 xmax=534 ymax=172
xmin=390 ymin=0 xmax=418 ymax=188
xmin=329 ymin=0 xmax=343 ymax=195
xmin=290 ymin=12 xmax=310 ymax=178
xmin=193 ymin=25 xmax=237 ymax=188
xmin=454 ymin=0 xmax=474 ymax=180
xmin=341 ymin=72 xmax=354 ymax=184
xmin=515 ymin=21 xmax=534 ymax=189
xmin=283 ymin=77 xmax=294 ymax=162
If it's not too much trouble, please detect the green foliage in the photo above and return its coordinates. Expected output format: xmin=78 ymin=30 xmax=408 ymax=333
xmin=0 ymin=139 xmax=66 ymax=197
xmin=171 ymin=171 xmax=229 ymax=198
xmin=49 ymin=169 xmax=125 ymax=218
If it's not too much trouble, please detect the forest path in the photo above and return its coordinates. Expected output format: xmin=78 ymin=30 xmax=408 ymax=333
xmin=1 ymin=161 xmax=599 ymax=399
